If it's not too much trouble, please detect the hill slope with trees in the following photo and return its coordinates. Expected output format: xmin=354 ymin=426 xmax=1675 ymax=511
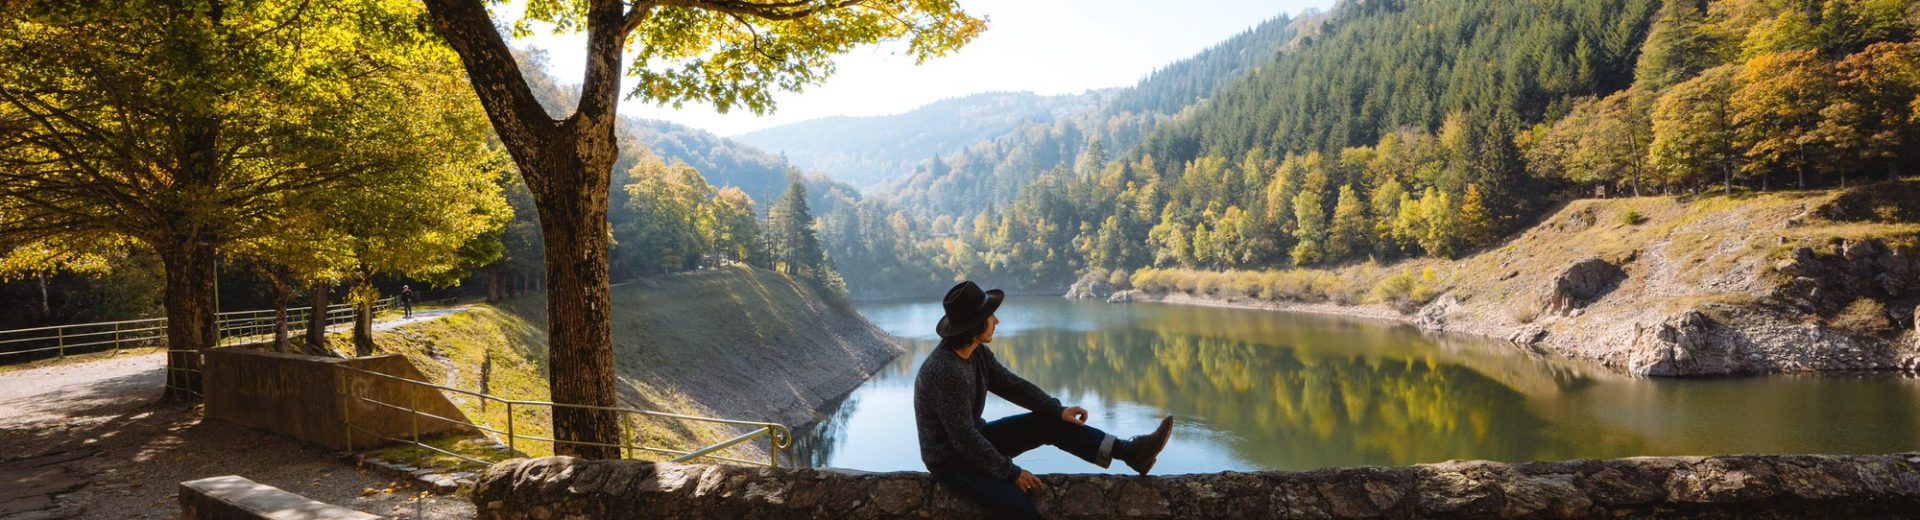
xmin=824 ymin=0 xmax=1920 ymax=303
xmin=736 ymin=91 xmax=1105 ymax=188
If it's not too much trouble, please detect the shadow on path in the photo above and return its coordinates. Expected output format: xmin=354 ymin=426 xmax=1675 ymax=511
xmin=0 ymin=326 xmax=475 ymax=519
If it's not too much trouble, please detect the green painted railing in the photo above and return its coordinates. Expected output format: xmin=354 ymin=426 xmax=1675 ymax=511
xmin=335 ymin=364 xmax=792 ymax=468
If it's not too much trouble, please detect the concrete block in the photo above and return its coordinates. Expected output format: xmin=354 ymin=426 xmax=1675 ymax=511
xmin=179 ymin=475 xmax=380 ymax=520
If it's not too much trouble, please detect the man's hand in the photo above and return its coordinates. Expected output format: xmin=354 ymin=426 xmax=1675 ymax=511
xmin=1061 ymin=406 xmax=1088 ymax=426
xmin=1015 ymin=470 xmax=1044 ymax=493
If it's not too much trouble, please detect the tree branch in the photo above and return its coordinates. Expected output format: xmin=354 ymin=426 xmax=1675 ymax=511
xmin=655 ymin=0 xmax=868 ymax=22
xmin=419 ymin=0 xmax=560 ymax=190
xmin=575 ymin=0 xmax=631 ymax=132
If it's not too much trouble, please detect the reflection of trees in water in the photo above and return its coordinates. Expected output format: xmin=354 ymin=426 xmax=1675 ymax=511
xmin=809 ymin=299 xmax=1920 ymax=471
xmin=993 ymin=327 xmax=1652 ymax=469
xmin=1128 ymin=302 xmax=1618 ymax=398
xmin=787 ymin=389 xmax=864 ymax=467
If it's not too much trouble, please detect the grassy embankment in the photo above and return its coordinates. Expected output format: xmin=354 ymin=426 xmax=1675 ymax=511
xmin=346 ymin=265 xmax=897 ymax=469
xmin=1126 ymin=182 xmax=1920 ymax=325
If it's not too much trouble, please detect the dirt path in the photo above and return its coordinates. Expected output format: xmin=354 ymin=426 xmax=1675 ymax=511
xmin=0 ymin=326 xmax=475 ymax=518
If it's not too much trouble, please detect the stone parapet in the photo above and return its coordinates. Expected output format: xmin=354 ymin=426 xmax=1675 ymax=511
xmin=473 ymin=453 xmax=1920 ymax=519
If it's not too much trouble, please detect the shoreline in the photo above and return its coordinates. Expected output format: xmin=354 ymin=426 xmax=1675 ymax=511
xmin=1135 ymin=291 xmax=1415 ymax=327
xmin=1110 ymin=288 xmax=1920 ymax=377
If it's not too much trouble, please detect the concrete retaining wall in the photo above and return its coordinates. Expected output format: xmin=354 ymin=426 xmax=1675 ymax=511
xmin=472 ymin=453 xmax=1920 ymax=519
xmin=203 ymin=348 xmax=472 ymax=451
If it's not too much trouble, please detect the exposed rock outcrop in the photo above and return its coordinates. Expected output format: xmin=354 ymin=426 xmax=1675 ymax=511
xmin=1107 ymin=289 xmax=1144 ymax=303
xmin=1064 ymin=271 xmax=1110 ymax=300
xmin=1772 ymin=241 xmax=1919 ymax=325
xmin=1121 ymin=186 xmax=1920 ymax=377
xmin=475 ymin=454 xmax=1920 ymax=519
xmin=1626 ymin=310 xmax=1732 ymax=376
xmin=1544 ymin=258 xmax=1625 ymax=317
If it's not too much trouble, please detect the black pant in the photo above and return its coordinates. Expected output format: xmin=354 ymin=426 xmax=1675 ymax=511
xmin=930 ymin=412 xmax=1116 ymax=519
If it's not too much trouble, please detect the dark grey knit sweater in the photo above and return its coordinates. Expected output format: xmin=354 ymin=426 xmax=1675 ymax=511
xmin=913 ymin=344 xmax=1064 ymax=480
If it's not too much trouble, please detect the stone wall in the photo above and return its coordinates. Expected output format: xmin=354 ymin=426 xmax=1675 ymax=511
xmin=473 ymin=453 xmax=1920 ymax=519
xmin=203 ymin=348 xmax=472 ymax=451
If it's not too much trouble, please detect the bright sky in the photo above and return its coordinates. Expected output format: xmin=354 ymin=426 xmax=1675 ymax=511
xmin=507 ymin=0 xmax=1335 ymax=136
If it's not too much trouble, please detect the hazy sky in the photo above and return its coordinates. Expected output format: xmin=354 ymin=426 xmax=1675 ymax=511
xmin=507 ymin=0 xmax=1335 ymax=136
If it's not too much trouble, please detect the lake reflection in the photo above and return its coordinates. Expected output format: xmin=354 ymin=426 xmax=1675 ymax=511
xmin=789 ymin=297 xmax=1920 ymax=473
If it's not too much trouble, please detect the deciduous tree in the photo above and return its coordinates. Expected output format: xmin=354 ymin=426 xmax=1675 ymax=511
xmin=419 ymin=0 xmax=982 ymax=457
xmin=1731 ymin=50 xmax=1835 ymax=190
xmin=1650 ymin=65 xmax=1741 ymax=192
xmin=0 ymin=1 xmax=454 ymax=399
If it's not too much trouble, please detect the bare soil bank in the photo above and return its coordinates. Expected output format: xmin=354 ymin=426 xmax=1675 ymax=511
xmin=1103 ymin=182 xmax=1920 ymax=377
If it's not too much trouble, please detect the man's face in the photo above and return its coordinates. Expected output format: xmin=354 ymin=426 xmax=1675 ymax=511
xmin=977 ymin=315 xmax=999 ymax=344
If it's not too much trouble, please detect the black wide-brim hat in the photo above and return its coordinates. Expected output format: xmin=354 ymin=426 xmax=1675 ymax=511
xmin=936 ymin=281 xmax=1004 ymax=339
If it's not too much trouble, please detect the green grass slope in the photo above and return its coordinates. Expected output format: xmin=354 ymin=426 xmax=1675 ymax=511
xmin=361 ymin=265 xmax=902 ymax=464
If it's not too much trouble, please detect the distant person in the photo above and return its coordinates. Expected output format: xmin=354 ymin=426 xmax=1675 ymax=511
xmin=399 ymin=285 xmax=415 ymax=318
xmin=914 ymin=281 xmax=1174 ymax=519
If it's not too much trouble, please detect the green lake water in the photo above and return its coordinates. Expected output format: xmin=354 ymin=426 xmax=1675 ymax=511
xmin=789 ymin=296 xmax=1920 ymax=474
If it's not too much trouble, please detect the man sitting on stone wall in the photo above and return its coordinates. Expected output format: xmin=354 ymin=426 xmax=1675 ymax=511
xmin=913 ymin=281 xmax=1175 ymax=519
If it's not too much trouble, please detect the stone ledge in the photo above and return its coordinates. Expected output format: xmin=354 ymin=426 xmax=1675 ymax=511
xmin=179 ymin=475 xmax=379 ymax=520
xmin=473 ymin=453 xmax=1920 ymax=519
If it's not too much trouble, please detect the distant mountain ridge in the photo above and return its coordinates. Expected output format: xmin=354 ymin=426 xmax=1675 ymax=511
xmin=735 ymin=91 xmax=1105 ymax=187
xmin=739 ymin=11 xmax=1322 ymax=191
xmin=869 ymin=11 xmax=1325 ymax=216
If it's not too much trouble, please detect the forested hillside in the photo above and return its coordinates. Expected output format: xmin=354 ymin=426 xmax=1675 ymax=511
xmin=874 ymin=12 xmax=1325 ymax=216
xmin=817 ymin=12 xmax=1325 ymax=297
xmin=736 ymin=92 xmax=1103 ymax=187
xmin=501 ymin=50 xmax=842 ymax=285
xmin=825 ymin=0 xmax=1920 ymax=299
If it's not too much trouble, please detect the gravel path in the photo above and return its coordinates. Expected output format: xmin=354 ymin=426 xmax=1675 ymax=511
xmin=0 ymin=350 xmax=474 ymax=519
xmin=377 ymin=308 xmax=464 ymax=332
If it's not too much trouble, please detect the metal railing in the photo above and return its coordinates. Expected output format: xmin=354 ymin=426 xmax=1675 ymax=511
xmin=5 ymin=297 xmax=402 ymax=398
xmin=212 ymin=297 xmax=396 ymax=348
xmin=0 ymin=316 xmax=170 ymax=363
xmin=335 ymin=364 xmax=792 ymax=468
xmin=0 ymin=297 xmax=399 ymax=361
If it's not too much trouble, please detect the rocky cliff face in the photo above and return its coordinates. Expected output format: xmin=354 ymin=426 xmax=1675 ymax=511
xmin=1544 ymin=257 xmax=1626 ymax=317
xmin=1132 ymin=183 xmax=1920 ymax=377
xmin=474 ymin=454 xmax=1920 ymax=519
xmin=1063 ymin=270 xmax=1110 ymax=300
xmin=1433 ymin=192 xmax=1920 ymax=376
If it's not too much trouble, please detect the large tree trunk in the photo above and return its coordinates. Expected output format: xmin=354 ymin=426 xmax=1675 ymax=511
xmin=532 ymin=133 xmax=621 ymax=460
xmin=159 ymin=243 xmax=217 ymax=402
xmin=36 ymin=274 xmax=51 ymax=322
xmin=1796 ymin=148 xmax=1807 ymax=189
xmin=256 ymin=265 xmax=292 ymax=353
xmin=305 ymin=282 xmax=331 ymax=355
xmin=486 ymin=267 xmax=501 ymax=302
xmin=270 ymin=282 xmax=291 ymax=352
xmin=352 ymin=277 xmax=375 ymax=357
xmin=423 ymin=0 xmax=628 ymax=459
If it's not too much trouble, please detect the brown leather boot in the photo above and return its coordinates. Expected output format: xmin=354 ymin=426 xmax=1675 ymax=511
xmin=1118 ymin=416 xmax=1173 ymax=475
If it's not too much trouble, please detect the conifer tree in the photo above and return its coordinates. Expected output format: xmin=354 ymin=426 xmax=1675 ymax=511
xmin=1289 ymin=189 xmax=1328 ymax=266
xmin=769 ymin=175 xmax=825 ymax=277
